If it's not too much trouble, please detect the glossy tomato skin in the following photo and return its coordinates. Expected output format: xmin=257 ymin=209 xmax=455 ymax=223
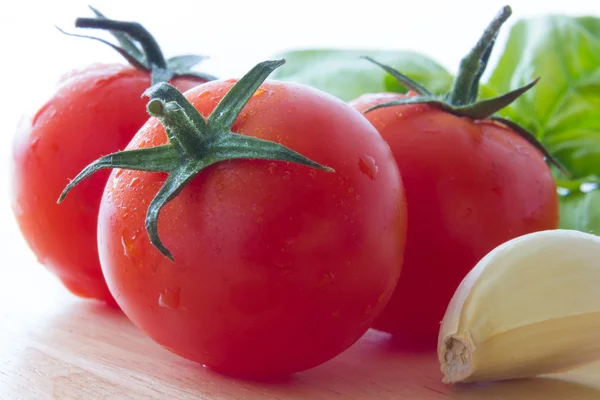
xmin=11 ymin=64 xmax=202 ymax=305
xmin=350 ymin=93 xmax=559 ymax=347
xmin=97 ymin=80 xmax=407 ymax=376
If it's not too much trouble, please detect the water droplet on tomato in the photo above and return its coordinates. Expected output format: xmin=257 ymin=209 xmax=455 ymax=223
xmin=31 ymin=136 xmax=40 ymax=150
xmin=252 ymin=88 xmax=266 ymax=98
xmin=355 ymin=194 xmax=361 ymax=200
xmin=358 ymin=155 xmax=378 ymax=180
xmin=121 ymin=230 xmax=138 ymax=259
xmin=115 ymin=169 xmax=125 ymax=178
xmin=198 ymin=90 xmax=211 ymax=99
xmin=282 ymin=171 xmax=291 ymax=181
xmin=308 ymin=170 xmax=317 ymax=179
xmin=319 ymin=272 xmax=336 ymax=288
xmin=139 ymin=140 xmax=147 ymax=148
xmin=158 ymin=288 xmax=180 ymax=309
xmin=128 ymin=177 xmax=139 ymax=188
xmin=266 ymin=163 xmax=277 ymax=175
xmin=29 ymin=136 xmax=45 ymax=161
xmin=121 ymin=236 xmax=130 ymax=259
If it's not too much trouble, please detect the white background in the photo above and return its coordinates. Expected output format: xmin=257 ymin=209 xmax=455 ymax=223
xmin=1 ymin=0 xmax=598 ymax=298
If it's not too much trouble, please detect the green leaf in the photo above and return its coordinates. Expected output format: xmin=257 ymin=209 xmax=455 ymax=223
xmin=362 ymin=56 xmax=433 ymax=96
xmin=477 ymin=82 xmax=499 ymax=100
xmin=270 ymin=49 xmax=451 ymax=101
xmin=555 ymin=175 xmax=600 ymax=191
xmin=559 ymin=189 xmax=600 ymax=235
xmin=487 ymin=15 xmax=600 ymax=179
xmin=577 ymin=16 xmax=600 ymax=39
xmin=384 ymin=65 xmax=498 ymax=103
xmin=383 ymin=67 xmax=453 ymax=96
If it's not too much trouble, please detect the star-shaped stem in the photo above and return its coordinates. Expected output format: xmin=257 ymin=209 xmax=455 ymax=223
xmin=57 ymin=6 xmax=217 ymax=85
xmin=359 ymin=5 xmax=569 ymax=176
xmin=58 ymin=59 xmax=334 ymax=261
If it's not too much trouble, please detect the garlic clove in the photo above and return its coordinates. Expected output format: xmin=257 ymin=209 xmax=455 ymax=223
xmin=438 ymin=229 xmax=600 ymax=384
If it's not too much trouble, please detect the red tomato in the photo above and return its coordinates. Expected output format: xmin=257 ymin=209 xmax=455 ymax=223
xmin=350 ymin=92 xmax=559 ymax=347
xmin=96 ymin=80 xmax=406 ymax=376
xmin=11 ymin=63 xmax=202 ymax=305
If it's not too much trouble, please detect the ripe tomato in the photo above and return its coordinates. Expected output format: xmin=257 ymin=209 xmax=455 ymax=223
xmin=12 ymin=66 xmax=201 ymax=304
xmin=346 ymin=7 xmax=562 ymax=348
xmin=349 ymin=92 xmax=559 ymax=346
xmin=84 ymin=63 xmax=406 ymax=376
xmin=11 ymin=13 xmax=212 ymax=305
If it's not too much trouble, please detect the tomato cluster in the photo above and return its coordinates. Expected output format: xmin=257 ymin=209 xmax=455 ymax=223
xmin=11 ymin=7 xmax=559 ymax=377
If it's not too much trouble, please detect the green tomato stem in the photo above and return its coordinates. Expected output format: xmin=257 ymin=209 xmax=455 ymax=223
xmin=87 ymin=6 xmax=145 ymax=62
xmin=447 ymin=5 xmax=512 ymax=106
xmin=76 ymin=17 xmax=167 ymax=69
xmin=58 ymin=59 xmax=334 ymax=261
xmin=58 ymin=8 xmax=216 ymax=85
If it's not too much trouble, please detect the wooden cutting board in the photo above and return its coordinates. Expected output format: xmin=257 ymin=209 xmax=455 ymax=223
xmin=2 ymin=261 xmax=600 ymax=399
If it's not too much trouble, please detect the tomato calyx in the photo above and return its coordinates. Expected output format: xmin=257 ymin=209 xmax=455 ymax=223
xmin=56 ymin=6 xmax=217 ymax=85
xmin=361 ymin=5 xmax=568 ymax=175
xmin=363 ymin=6 xmax=522 ymax=118
xmin=57 ymin=59 xmax=334 ymax=261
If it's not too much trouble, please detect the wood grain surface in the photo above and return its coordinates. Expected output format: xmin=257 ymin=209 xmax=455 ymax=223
xmin=1 ymin=260 xmax=600 ymax=400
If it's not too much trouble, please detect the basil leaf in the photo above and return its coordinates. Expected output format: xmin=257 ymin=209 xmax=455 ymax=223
xmin=270 ymin=49 xmax=451 ymax=101
xmin=383 ymin=66 xmax=453 ymax=95
xmin=487 ymin=15 xmax=600 ymax=179
xmin=559 ymin=188 xmax=600 ymax=235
